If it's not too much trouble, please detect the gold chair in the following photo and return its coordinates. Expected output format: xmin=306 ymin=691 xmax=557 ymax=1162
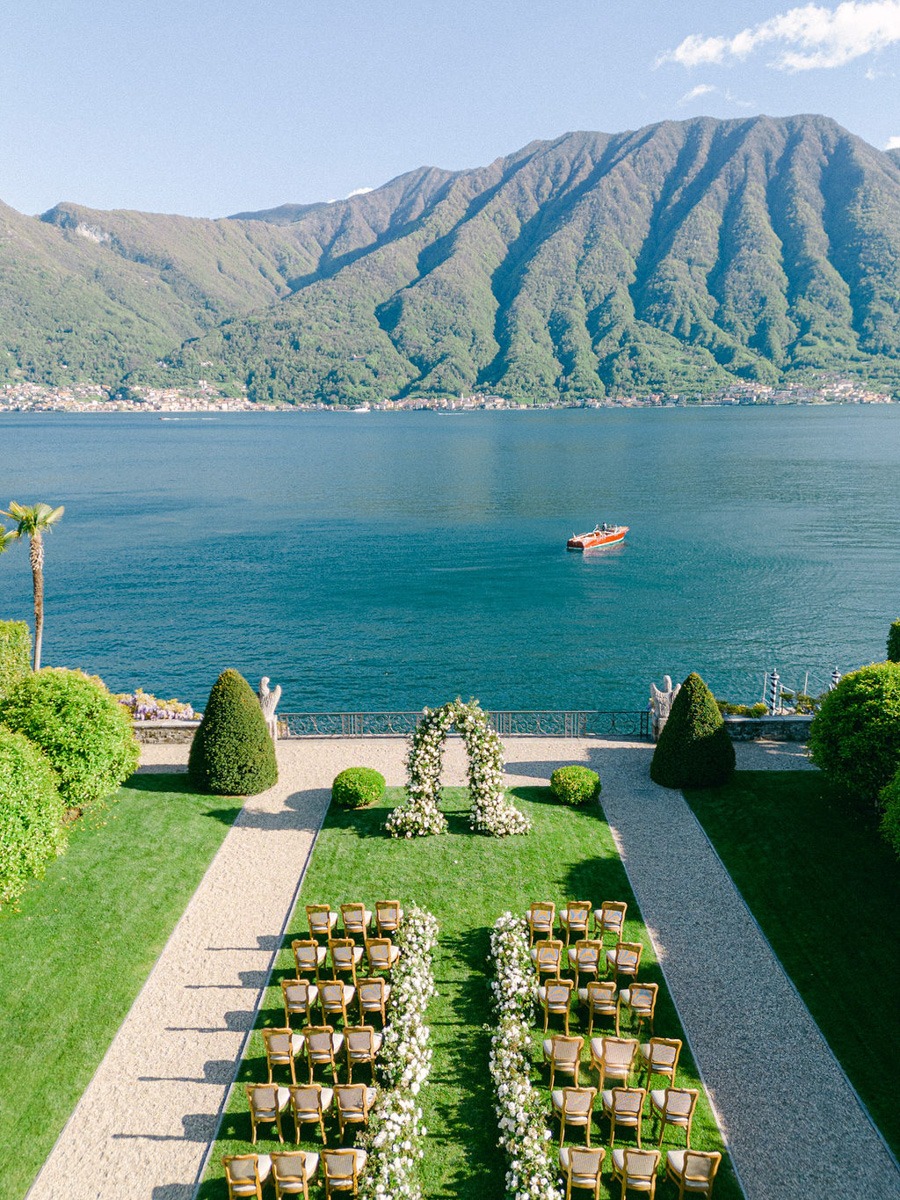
xmin=307 ymin=904 xmax=339 ymax=940
xmin=560 ymin=901 xmax=592 ymax=945
xmin=601 ymin=1087 xmax=647 ymax=1148
xmin=303 ymin=1025 xmax=344 ymax=1084
xmin=322 ymin=1147 xmax=367 ymax=1196
xmin=531 ymin=938 xmax=564 ymax=981
xmin=639 ymin=1038 xmax=681 ymax=1089
xmin=543 ymin=1034 xmax=584 ymax=1089
xmin=246 ymin=1082 xmax=290 ymax=1144
xmin=223 ymin=1153 xmax=272 ymax=1200
xmin=580 ymin=980 xmax=618 ymax=1037
xmin=606 ymin=941 xmax=642 ymax=986
xmin=262 ymin=1028 xmax=305 ymax=1084
xmin=559 ymin=1145 xmax=606 ymax=1199
xmin=539 ymin=977 xmax=575 ymax=1033
xmin=374 ymin=900 xmax=402 ymax=937
xmin=610 ymin=1146 xmax=660 ymax=1197
xmin=272 ymin=1150 xmax=320 ymax=1200
xmin=616 ymin=983 xmax=658 ymax=1037
xmin=340 ymin=903 xmax=372 ymax=940
xmin=552 ymin=1085 xmax=597 ymax=1146
xmin=366 ymin=937 xmax=401 ymax=975
xmin=357 ymin=976 xmax=391 ymax=1024
xmin=334 ymin=1083 xmax=377 ymax=1138
xmin=282 ymin=979 xmax=318 ymax=1027
xmin=329 ymin=937 xmax=364 ymax=984
xmin=288 ymin=1082 xmax=333 ymax=1145
xmin=292 ymin=938 xmax=327 ymax=981
xmin=344 ymin=1025 xmax=383 ymax=1082
xmin=649 ymin=1088 xmax=698 ymax=1148
xmin=318 ymin=979 xmax=356 ymax=1026
xmin=527 ymin=901 xmax=556 ymax=945
xmin=568 ymin=939 xmax=603 ymax=990
xmin=593 ymin=901 xmax=627 ymax=944
xmin=590 ymin=1035 xmax=638 ymax=1091
xmin=665 ymin=1149 xmax=722 ymax=1199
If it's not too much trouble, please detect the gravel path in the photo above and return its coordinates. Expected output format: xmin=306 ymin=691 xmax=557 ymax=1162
xmin=27 ymin=736 xmax=898 ymax=1199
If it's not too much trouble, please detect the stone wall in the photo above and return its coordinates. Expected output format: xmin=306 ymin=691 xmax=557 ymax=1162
xmin=133 ymin=720 xmax=199 ymax=744
xmin=723 ymin=715 xmax=813 ymax=742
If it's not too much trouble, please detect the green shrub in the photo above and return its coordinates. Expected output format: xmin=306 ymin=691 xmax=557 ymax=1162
xmin=749 ymin=703 xmax=769 ymax=718
xmin=651 ymin=672 xmax=736 ymax=789
xmin=549 ymin=765 xmax=601 ymax=806
xmin=0 ymin=725 xmax=66 ymax=907
xmin=880 ymin=769 xmax=900 ymax=860
xmin=332 ymin=767 xmax=386 ymax=809
xmin=188 ymin=669 xmax=277 ymax=795
xmin=888 ymin=620 xmax=900 ymax=663
xmin=0 ymin=621 xmax=31 ymax=699
xmin=0 ymin=669 xmax=140 ymax=810
xmin=809 ymin=662 xmax=900 ymax=808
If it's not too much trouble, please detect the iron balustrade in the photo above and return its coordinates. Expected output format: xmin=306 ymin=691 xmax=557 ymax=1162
xmin=278 ymin=710 xmax=651 ymax=739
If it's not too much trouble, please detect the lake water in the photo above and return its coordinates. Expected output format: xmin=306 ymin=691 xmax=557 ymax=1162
xmin=0 ymin=407 xmax=897 ymax=713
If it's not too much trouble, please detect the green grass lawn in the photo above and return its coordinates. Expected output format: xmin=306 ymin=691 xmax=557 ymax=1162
xmin=201 ymin=787 xmax=741 ymax=1200
xmin=0 ymin=773 xmax=239 ymax=1200
xmin=685 ymin=770 xmax=900 ymax=1156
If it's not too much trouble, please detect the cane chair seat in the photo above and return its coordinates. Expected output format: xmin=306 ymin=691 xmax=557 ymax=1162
xmin=357 ymin=977 xmax=391 ymax=1023
xmin=262 ymin=1029 xmax=305 ymax=1084
xmin=334 ymin=1083 xmax=377 ymax=1136
xmin=329 ymin=939 xmax=364 ymax=983
xmin=318 ymin=980 xmax=356 ymax=1024
xmin=374 ymin=901 xmax=402 ymax=937
xmin=527 ymin=902 xmax=556 ymax=945
xmin=303 ymin=1026 xmax=344 ymax=1083
xmin=544 ymin=1034 xmax=584 ymax=1089
xmin=611 ymin=1146 xmax=660 ymax=1195
xmin=288 ymin=1083 xmax=333 ymax=1145
xmin=560 ymin=1145 xmax=606 ymax=1198
xmin=340 ymin=904 xmax=372 ymax=939
xmin=322 ymin=1147 xmax=367 ymax=1195
xmin=594 ymin=901 xmax=627 ymax=943
xmin=560 ymin=901 xmax=592 ymax=944
xmin=606 ymin=942 xmax=642 ymax=984
xmin=650 ymin=1088 xmax=698 ymax=1148
xmin=283 ymin=980 xmax=318 ymax=1026
xmin=366 ymin=938 xmax=401 ymax=974
xmin=272 ymin=1150 xmax=320 ymax=1199
xmin=568 ymin=940 xmax=603 ymax=989
xmin=552 ymin=1086 xmax=597 ymax=1146
xmin=665 ymin=1149 xmax=722 ymax=1197
xmin=590 ymin=1035 xmax=638 ymax=1090
xmin=531 ymin=938 xmax=564 ymax=979
xmin=580 ymin=981 xmax=619 ymax=1036
xmin=345 ymin=1025 xmax=383 ymax=1080
xmin=306 ymin=905 xmax=339 ymax=940
xmin=539 ymin=978 xmax=575 ymax=1033
xmin=223 ymin=1153 xmax=272 ymax=1199
xmin=640 ymin=1038 xmax=682 ymax=1088
xmin=292 ymin=939 xmax=327 ymax=980
xmin=617 ymin=984 xmax=658 ymax=1037
xmin=602 ymin=1088 xmax=647 ymax=1148
xmin=246 ymin=1083 xmax=290 ymax=1144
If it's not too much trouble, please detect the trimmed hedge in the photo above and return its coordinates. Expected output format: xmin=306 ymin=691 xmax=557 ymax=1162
xmin=0 ymin=669 xmax=140 ymax=810
xmin=880 ymin=769 xmax=900 ymax=860
xmin=809 ymin=662 xmax=900 ymax=808
xmin=0 ymin=725 xmax=66 ymax=907
xmin=549 ymin=765 xmax=601 ymax=806
xmin=651 ymin=672 xmax=736 ymax=789
xmin=332 ymin=767 xmax=386 ymax=809
xmin=0 ymin=621 xmax=31 ymax=698
xmin=188 ymin=669 xmax=277 ymax=796
xmin=888 ymin=621 xmax=900 ymax=664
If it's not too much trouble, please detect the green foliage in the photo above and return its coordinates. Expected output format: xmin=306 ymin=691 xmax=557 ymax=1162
xmin=188 ymin=669 xmax=277 ymax=796
xmin=0 ymin=725 xmax=65 ymax=907
xmin=0 ymin=620 xmax=31 ymax=698
xmin=888 ymin=620 xmax=900 ymax=663
xmin=0 ymin=668 xmax=139 ymax=810
xmin=880 ymin=769 xmax=900 ymax=860
xmin=809 ymin=662 xmax=900 ymax=807
xmin=331 ymin=766 xmax=386 ymax=809
xmin=651 ymin=672 xmax=736 ymax=789
xmin=549 ymin=764 xmax=601 ymax=806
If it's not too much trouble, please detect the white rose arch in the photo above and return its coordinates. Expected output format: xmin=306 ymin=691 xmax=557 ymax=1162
xmin=386 ymin=699 xmax=532 ymax=838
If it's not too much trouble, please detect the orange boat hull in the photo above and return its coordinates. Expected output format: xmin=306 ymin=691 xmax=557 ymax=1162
xmin=567 ymin=525 xmax=628 ymax=550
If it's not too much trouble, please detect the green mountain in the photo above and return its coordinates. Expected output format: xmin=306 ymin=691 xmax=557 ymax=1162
xmin=3 ymin=115 xmax=900 ymax=401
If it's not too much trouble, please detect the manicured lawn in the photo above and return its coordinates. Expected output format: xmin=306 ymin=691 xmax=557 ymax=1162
xmin=201 ymin=787 xmax=741 ymax=1199
xmin=0 ymin=773 xmax=238 ymax=1200
xmin=685 ymin=770 xmax=900 ymax=1155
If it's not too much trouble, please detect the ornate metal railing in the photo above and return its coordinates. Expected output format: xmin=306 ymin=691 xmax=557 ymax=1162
xmin=278 ymin=710 xmax=650 ymax=739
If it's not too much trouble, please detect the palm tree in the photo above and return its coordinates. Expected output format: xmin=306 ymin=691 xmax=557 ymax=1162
xmin=1 ymin=502 xmax=65 ymax=670
xmin=0 ymin=525 xmax=16 ymax=557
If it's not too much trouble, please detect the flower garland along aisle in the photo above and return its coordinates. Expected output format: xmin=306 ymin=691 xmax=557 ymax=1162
xmin=358 ymin=905 xmax=439 ymax=1200
xmin=385 ymin=699 xmax=531 ymax=838
xmin=489 ymin=912 xmax=564 ymax=1200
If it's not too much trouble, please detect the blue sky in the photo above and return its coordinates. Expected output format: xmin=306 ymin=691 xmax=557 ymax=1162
xmin=2 ymin=0 xmax=899 ymax=217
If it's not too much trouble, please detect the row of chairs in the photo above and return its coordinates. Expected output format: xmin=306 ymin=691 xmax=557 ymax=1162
xmin=281 ymin=977 xmax=391 ymax=1029
xmin=559 ymin=1145 xmax=722 ymax=1200
xmin=291 ymin=937 xmax=400 ymax=985
xmin=262 ymin=1025 xmax=382 ymax=1086
xmin=305 ymin=902 xmax=402 ymax=943
xmin=223 ymin=1148 xmax=366 ymax=1199
xmin=532 ymin=936 xmax=644 ymax=989
xmin=539 ymin=976 xmax=658 ymax=1037
xmin=246 ymin=1082 xmax=377 ymax=1145
xmin=544 ymin=1034 xmax=683 ymax=1097
xmin=528 ymin=900 xmax=628 ymax=947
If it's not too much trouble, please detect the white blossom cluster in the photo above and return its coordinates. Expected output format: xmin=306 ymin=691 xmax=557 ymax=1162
xmin=358 ymin=906 xmax=439 ymax=1200
xmin=489 ymin=913 xmax=564 ymax=1200
xmin=386 ymin=700 xmax=531 ymax=839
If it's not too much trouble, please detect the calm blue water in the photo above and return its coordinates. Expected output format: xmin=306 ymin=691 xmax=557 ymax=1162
xmin=0 ymin=407 xmax=897 ymax=712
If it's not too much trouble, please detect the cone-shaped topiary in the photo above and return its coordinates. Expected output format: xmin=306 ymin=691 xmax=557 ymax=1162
xmin=650 ymin=671 xmax=736 ymax=789
xmin=188 ymin=669 xmax=277 ymax=795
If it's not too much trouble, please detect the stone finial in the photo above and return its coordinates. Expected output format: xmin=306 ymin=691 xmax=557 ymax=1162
xmin=258 ymin=676 xmax=282 ymax=741
xmin=649 ymin=675 xmax=680 ymax=740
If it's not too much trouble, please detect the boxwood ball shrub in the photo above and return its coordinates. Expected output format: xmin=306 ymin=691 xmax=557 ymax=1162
xmin=809 ymin=662 xmax=900 ymax=808
xmin=0 ymin=668 xmax=140 ymax=810
xmin=888 ymin=620 xmax=900 ymax=664
xmin=550 ymin=764 xmax=601 ymax=806
xmin=188 ymin=669 xmax=277 ymax=796
xmin=879 ymin=768 xmax=900 ymax=860
xmin=332 ymin=767 xmax=386 ymax=809
xmin=0 ymin=725 xmax=66 ymax=907
xmin=0 ymin=621 xmax=31 ymax=699
xmin=651 ymin=671 xmax=736 ymax=789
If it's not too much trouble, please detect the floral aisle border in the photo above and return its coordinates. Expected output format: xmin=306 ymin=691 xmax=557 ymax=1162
xmin=385 ymin=699 xmax=531 ymax=838
xmin=489 ymin=912 xmax=564 ymax=1200
xmin=358 ymin=905 xmax=439 ymax=1200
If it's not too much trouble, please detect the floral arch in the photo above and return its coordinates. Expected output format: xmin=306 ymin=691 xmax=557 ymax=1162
xmin=386 ymin=699 xmax=532 ymax=838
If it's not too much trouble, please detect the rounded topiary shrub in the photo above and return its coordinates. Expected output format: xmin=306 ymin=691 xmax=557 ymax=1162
xmin=188 ymin=669 xmax=277 ymax=795
xmin=0 ymin=725 xmax=66 ymax=907
xmin=879 ymin=769 xmax=900 ymax=860
xmin=650 ymin=671 xmax=736 ymax=789
xmin=0 ymin=668 xmax=140 ymax=810
xmin=809 ymin=662 xmax=900 ymax=808
xmin=332 ymin=767 xmax=386 ymax=809
xmin=888 ymin=620 xmax=900 ymax=664
xmin=550 ymin=765 xmax=601 ymax=806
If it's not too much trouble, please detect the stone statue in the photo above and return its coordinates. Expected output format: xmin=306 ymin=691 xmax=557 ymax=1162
xmin=649 ymin=675 xmax=680 ymax=741
xmin=258 ymin=676 xmax=282 ymax=741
